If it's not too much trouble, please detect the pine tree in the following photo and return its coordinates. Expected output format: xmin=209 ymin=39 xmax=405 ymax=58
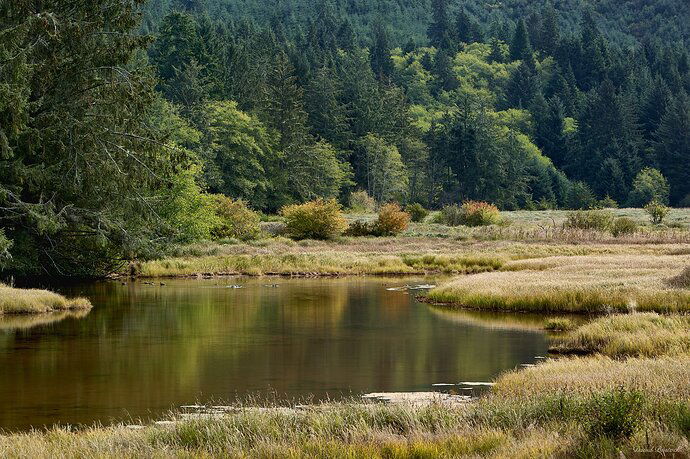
xmin=433 ymin=49 xmax=459 ymax=93
xmin=510 ymin=19 xmax=534 ymax=66
xmin=655 ymin=93 xmax=690 ymax=205
xmin=370 ymin=21 xmax=394 ymax=80
xmin=539 ymin=1 xmax=560 ymax=56
xmin=505 ymin=61 xmax=539 ymax=108
xmin=428 ymin=0 xmax=453 ymax=50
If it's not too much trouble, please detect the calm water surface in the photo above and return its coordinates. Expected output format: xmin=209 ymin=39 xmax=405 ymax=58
xmin=0 ymin=277 xmax=548 ymax=431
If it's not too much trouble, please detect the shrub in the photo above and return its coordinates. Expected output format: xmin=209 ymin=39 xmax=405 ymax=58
xmin=645 ymin=200 xmax=670 ymax=224
xmin=344 ymin=220 xmax=373 ymax=237
xmin=459 ymin=201 xmax=501 ymax=226
xmin=598 ymin=195 xmax=619 ymax=209
xmin=585 ymin=389 xmax=645 ymax=440
xmin=281 ymin=199 xmax=348 ymax=240
xmin=440 ymin=202 xmax=501 ymax=227
xmin=610 ymin=217 xmax=638 ymax=237
xmin=564 ymin=210 xmax=614 ymax=231
xmin=627 ymin=168 xmax=670 ymax=207
xmin=566 ymin=181 xmax=597 ymax=210
xmin=373 ymin=203 xmax=410 ymax=236
xmin=349 ymin=190 xmax=376 ymax=213
xmin=211 ymin=195 xmax=261 ymax=241
xmin=405 ymin=203 xmax=428 ymax=223
xmin=439 ymin=204 xmax=464 ymax=226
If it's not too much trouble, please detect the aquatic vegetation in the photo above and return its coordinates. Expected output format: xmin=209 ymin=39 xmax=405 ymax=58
xmin=543 ymin=317 xmax=575 ymax=332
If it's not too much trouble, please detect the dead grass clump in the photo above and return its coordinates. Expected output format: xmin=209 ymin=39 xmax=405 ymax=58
xmin=667 ymin=266 xmax=690 ymax=289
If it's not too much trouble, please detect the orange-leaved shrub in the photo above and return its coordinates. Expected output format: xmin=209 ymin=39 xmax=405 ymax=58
xmin=281 ymin=199 xmax=347 ymax=240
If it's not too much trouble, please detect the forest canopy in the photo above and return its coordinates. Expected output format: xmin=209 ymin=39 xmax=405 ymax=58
xmin=1 ymin=0 xmax=689 ymax=276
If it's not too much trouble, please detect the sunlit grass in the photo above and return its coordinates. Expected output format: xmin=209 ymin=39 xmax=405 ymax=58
xmin=428 ymin=255 xmax=690 ymax=313
xmin=137 ymin=252 xmax=507 ymax=278
xmin=550 ymin=313 xmax=690 ymax=357
xmin=0 ymin=284 xmax=92 ymax=315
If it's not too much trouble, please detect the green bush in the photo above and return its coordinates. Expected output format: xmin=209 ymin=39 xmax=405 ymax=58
xmin=564 ymin=210 xmax=615 ymax=231
xmin=211 ymin=195 xmax=261 ymax=241
xmin=405 ymin=203 xmax=428 ymax=222
xmin=645 ymin=200 xmax=670 ymax=224
xmin=627 ymin=168 xmax=670 ymax=207
xmin=440 ymin=201 xmax=501 ymax=227
xmin=281 ymin=199 xmax=348 ymax=240
xmin=585 ymin=389 xmax=645 ymax=440
xmin=349 ymin=190 xmax=376 ymax=213
xmin=610 ymin=217 xmax=638 ymax=237
xmin=566 ymin=181 xmax=597 ymax=210
xmin=598 ymin=195 xmax=619 ymax=209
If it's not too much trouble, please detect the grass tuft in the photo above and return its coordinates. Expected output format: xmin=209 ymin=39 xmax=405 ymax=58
xmin=0 ymin=284 xmax=92 ymax=315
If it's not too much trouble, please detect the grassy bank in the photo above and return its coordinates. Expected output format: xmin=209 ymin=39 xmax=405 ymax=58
xmin=549 ymin=313 xmax=690 ymax=357
xmin=1 ymin=357 xmax=688 ymax=457
xmin=0 ymin=284 xmax=91 ymax=315
xmin=427 ymin=254 xmax=690 ymax=313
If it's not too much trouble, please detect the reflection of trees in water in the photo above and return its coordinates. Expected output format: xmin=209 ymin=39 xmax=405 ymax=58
xmin=0 ymin=278 xmax=549 ymax=430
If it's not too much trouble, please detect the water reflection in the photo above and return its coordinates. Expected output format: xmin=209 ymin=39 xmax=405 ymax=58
xmin=0 ymin=277 xmax=548 ymax=430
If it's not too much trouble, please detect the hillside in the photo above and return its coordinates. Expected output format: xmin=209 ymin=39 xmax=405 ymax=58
xmin=142 ymin=0 xmax=690 ymax=45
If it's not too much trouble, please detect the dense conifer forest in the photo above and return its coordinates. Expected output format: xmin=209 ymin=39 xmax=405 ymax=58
xmin=1 ymin=0 xmax=689 ymax=276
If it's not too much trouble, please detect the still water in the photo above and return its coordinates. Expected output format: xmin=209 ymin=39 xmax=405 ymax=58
xmin=0 ymin=277 xmax=548 ymax=431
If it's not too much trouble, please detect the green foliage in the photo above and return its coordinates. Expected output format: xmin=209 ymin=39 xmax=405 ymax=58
xmin=0 ymin=230 xmax=11 ymax=269
xmin=281 ymin=199 xmax=348 ymax=240
xmin=0 ymin=0 xmax=191 ymax=276
xmin=598 ymin=196 xmax=619 ymax=209
xmin=357 ymin=134 xmax=408 ymax=204
xmin=611 ymin=218 xmax=638 ymax=238
xmin=349 ymin=190 xmax=377 ymax=213
xmin=405 ymin=203 xmax=429 ymax=222
xmin=585 ymin=389 xmax=645 ymax=440
xmin=159 ymin=167 xmax=218 ymax=243
xmin=211 ymin=196 xmax=261 ymax=241
xmin=627 ymin=168 xmax=670 ymax=207
xmin=645 ymin=201 xmax=671 ymax=225
xmin=566 ymin=182 xmax=597 ymax=210
xmin=204 ymin=101 xmax=276 ymax=207
xmin=564 ymin=210 xmax=615 ymax=231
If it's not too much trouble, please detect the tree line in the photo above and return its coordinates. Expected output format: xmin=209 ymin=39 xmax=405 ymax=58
xmin=1 ymin=0 xmax=689 ymax=276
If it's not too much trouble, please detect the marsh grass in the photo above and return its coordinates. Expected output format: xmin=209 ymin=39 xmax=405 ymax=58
xmin=428 ymin=255 xmax=690 ymax=313
xmin=551 ymin=313 xmax=690 ymax=357
xmin=543 ymin=317 xmax=575 ymax=332
xmin=137 ymin=252 xmax=507 ymax=278
xmin=2 ymin=362 xmax=688 ymax=458
xmin=0 ymin=285 xmax=91 ymax=315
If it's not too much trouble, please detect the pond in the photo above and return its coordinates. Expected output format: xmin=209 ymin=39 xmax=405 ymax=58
xmin=0 ymin=277 xmax=549 ymax=431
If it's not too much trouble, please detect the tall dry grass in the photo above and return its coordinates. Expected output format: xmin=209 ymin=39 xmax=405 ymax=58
xmin=551 ymin=313 xmax=690 ymax=357
xmin=0 ymin=284 xmax=91 ymax=315
xmin=428 ymin=255 xmax=690 ymax=313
